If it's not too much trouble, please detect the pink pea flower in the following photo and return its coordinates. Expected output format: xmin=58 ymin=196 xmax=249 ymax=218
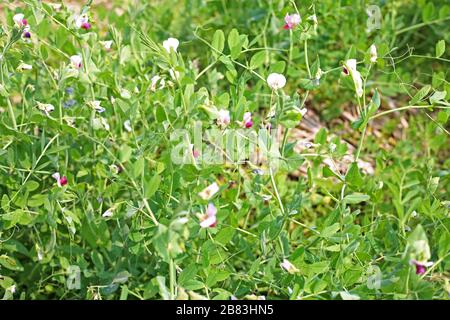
xmin=70 ymin=55 xmax=82 ymax=69
xmin=283 ymin=13 xmax=301 ymax=30
xmin=409 ymin=259 xmax=433 ymax=275
xmin=216 ymin=109 xmax=231 ymax=128
xmin=242 ymin=112 xmax=253 ymax=128
xmin=13 ymin=13 xmax=28 ymax=27
xmin=200 ymin=203 xmax=217 ymax=228
xmin=280 ymin=259 xmax=299 ymax=274
xmin=75 ymin=13 xmax=91 ymax=30
xmin=52 ymin=172 xmax=68 ymax=187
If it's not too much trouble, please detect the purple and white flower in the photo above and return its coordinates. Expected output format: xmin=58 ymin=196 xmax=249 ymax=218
xmin=283 ymin=13 xmax=301 ymax=30
xmin=200 ymin=203 xmax=217 ymax=228
xmin=70 ymin=55 xmax=83 ymax=69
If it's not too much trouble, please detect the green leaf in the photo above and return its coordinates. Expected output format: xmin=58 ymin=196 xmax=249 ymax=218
xmin=212 ymin=30 xmax=225 ymax=58
xmin=24 ymin=181 xmax=40 ymax=192
xmin=250 ymin=51 xmax=266 ymax=69
xmin=321 ymin=223 xmax=340 ymax=238
xmin=314 ymin=128 xmax=327 ymax=145
xmin=429 ymin=90 xmax=447 ymax=104
xmin=215 ymin=227 xmax=235 ymax=245
xmin=438 ymin=232 xmax=450 ymax=259
xmin=248 ymin=258 xmax=261 ymax=276
xmin=179 ymin=265 xmax=198 ymax=286
xmin=298 ymin=78 xmax=320 ymax=90
xmin=228 ymin=29 xmax=241 ymax=59
xmin=323 ymin=166 xmax=341 ymax=179
xmin=437 ymin=110 xmax=449 ymax=124
xmin=436 ymin=40 xmax=445 ymax=58
xmin=422 ymin=2 xmax=435 ymax=22
xmin=120 ymin=285 xmax=129 ymax=300
xmin=372 ymin=89 xmax=381 ymax=108
xmin=269 ymin=61 xmax=285 ymax=73
xmin=145 ymin=174 xmax=160 ymax=198
xmin=183 ymin=279 xmax=204 ymax=291
xmin=302 ymin=261 xmax=329 ymax=276
xmin=206 ymin=269 xmax=230 ymax=287
xmin=410 ymin=85 xmax=431 ymax=105
xmin=119 ymin=145 xmax=133 ymax=162
xmin=345 ymin=162 xmax=364 ymax=187
xmin=155 ymin=276 xmax=170 ymax=300
xmin=279 ymin=110 xmax=302 ymax=128
xmin=1 ymin=194 xmax=9 ymax=212
xmin=132 ymin=157 xmax=145 ymax=178
xmin=0 ymin=254 xmax=24 ymax=271
xmin=343 ymin=193 xmax=370 ymax=204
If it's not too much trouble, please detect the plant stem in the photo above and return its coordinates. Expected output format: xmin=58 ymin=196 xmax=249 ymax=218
xmin=395 ymin=16 xmax=450 ymax=35
xmin=370 ymin=105 xmax=448 ymax=120
xmin=169 ymin=258 xmax=176 ymax=300
xmin=304 ymin=39 xmax=312 ymax=78
xmin=6 ymin=98 xmax=17 ymax=130
xmin=355 ymin=126 xmax=367 ymax=162
xmin=269 ymin=167 xmax=285 ymax=214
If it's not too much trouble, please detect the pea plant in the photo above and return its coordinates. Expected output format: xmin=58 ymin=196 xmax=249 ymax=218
xmin=0 ymin=0 xmax=449 ymax=300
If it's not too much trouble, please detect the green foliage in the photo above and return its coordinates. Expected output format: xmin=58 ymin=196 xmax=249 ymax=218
xmin=0 ymin=0 xmax=449 ymax=301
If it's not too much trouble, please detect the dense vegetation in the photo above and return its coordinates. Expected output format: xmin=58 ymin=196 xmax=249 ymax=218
xmin=0 ymin=0 xmax=449 ymax=300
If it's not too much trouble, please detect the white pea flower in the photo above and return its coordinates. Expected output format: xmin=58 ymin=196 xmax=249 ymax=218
xmin=36 ymin=102 xmax=55 ymax=116
xmin=102 ymin=208 xmax=114 ymax=218
xmin=100 ymin=40 xmax=113 ymax=50
xmin=150 ymin=75 xmax=165 ymax=91
xmin=93 ymin=117 xmax=110 ymax=131
xmin=369 ymin=44 xmax=377 ymax=63
xmin=329 ymin=142 xmax=337 ymax=152
xmin=267 ymin=73 xmax=286 ymax=90
xmin=88 ymin=100 xmax=105 ymax=113
xmin=315 ymin=67 xmax=323 ymax=80
xmin=342 ymin=59 xmax=363 ymax=97
xmin=17 ymin=62 xmax=32 ymax=71
xmin=120 ymin=88 xmax=131 ymax=99
xmin=177 ymin=217 xmax=189 ymax=225
xmin=169 ymin=68 xmax=180 ymax=81
xmin=70 ymin=55 xmax=82 ymax=69
xmin=163 ymin=37 xmax=179 ymax=53
xmin=124 ymin=120 xmax=132 ymax=132
xmin=49 ymin=3 xmax=62 ymax=11
xmin=198 ymin=182 xmax=219 ymax=200
xmin=216 ymin=109 xmax=231 ymax=128
xmin=308 ymin=14 xmax=318 ymax=25
xmin=100 ymin=118 xmax=110 ymax=131
xmin=300 ymin=108 xmax=307 ymax=116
